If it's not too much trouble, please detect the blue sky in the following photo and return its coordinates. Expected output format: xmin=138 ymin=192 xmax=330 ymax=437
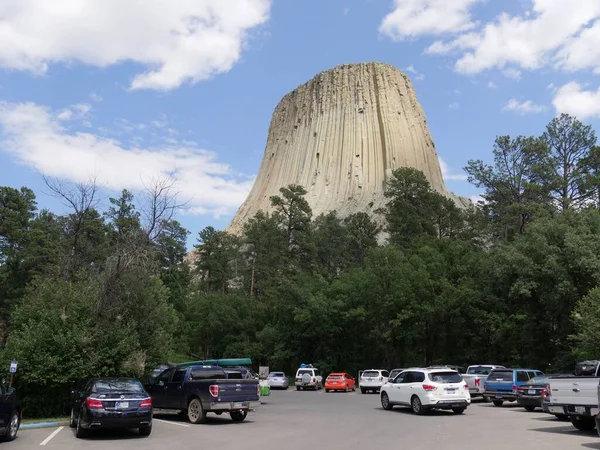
xmin=1 ymin=0 xmax=599 ymax=249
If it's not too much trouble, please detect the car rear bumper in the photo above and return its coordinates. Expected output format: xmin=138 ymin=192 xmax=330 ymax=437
xmin=546 ymin=403 xmax=599 ymax=417
xmin=268 ymin=381 xmax=289 ymax=388
xmin=468 ymin=388 xmax=485 ymax=396
xmin=517 ymin=397 xmax=543 ymax=407
xmin=428 ymin=399 xmax=469 ymax=409
xmin=360 ymin=382 xmax=383 ymax=389
xmin=81 ymin=411 xmax=152 ymax=429
xmin=204 ymin=401 xmax=261 ymax=412
xmin=483 ymin=391 xmax=516 ymax=401
xmin=325 ymin=384 xmax=348 ymax=390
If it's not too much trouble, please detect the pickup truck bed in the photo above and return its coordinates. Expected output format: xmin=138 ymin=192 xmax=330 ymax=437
xmin=547 ymin=376 xmax=599 ymax=431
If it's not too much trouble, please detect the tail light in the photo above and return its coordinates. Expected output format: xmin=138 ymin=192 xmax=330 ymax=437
xmin=86 ymin=398 xmax=103 ymax=409
xmin=209 ymin=385 xmax=219 ymax=398
xmin=312 ymin=378 xmax=316 ymax=383
xmin=464 ymin=383 xmax=469 ymax=390
xmin=474 ymin=378 xmax=480 ymax=387
xmin=512 ymin=385 xmax=518 ymax=392
xmin=140 ymin=398 xmax=152 ymax=408
xmin=379 ymin=376 xmax=383 ymax=381
xmin=422 ymin=384 xmax=437 ymax=391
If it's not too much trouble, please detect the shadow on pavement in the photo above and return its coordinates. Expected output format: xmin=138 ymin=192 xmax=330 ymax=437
xmin=581 ymin=444 xmax=600 ymax=449
xmin=529 ymin=425 xmax=596 ymax=437
xmin=68 ymin=427 xmax=145 ymax=441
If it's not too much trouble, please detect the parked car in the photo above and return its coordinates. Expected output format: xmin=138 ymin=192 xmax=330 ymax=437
xmin=325 ymin=373 xmax=356 ymax=392
xmin=294 ymin=366 xmax=323 ymax=391
xmin=546 ymin=360 xmax=600 ymax=431
xmin=146 ymin=365 xmax=260 ymax=423
xmin=0 ymin=383 xmax=21 ymax=442
xmin=462 ymin=365 xmax=505 ymax=400
xmin=266 ymin=372 xmax=289 ymax=389
xmin=380 ymin=368 xmax=470 ymax=415
xmin=359 ymin=369 xmax=389 ymax=394
xmin=388 ymin=368 xmax=405 ymax=382
xmin=70 ymin=378 xmax=153 ymax=438
xmin=483 ymin=368 xmax=544 ymax=406
xmin=516 ymin=374 xmax=555 ymax=412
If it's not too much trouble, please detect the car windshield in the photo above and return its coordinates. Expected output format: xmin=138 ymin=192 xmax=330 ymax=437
xmin=429 ymin=372 xmax=463 ymax=384
xmin=467 ymin=367 xmax=493 ymax=375
xmin=526 ymin=376 xmax=548 ymax=385
xmin=362 ymin=371 xmax=379 ymax=377
xmin=93 ymin=380 xmax=144 ymax=393
xmin=269 ymin=372 xmax=285 ymax=377
xmin=488 ymin=371 xmax=513 ymax=381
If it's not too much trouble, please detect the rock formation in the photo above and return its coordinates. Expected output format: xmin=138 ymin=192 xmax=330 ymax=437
xmin=227 ymin=62 xmax=467 ymax=234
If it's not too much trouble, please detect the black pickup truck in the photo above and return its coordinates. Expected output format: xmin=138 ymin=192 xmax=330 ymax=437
xmin=0 ymin=384 xmax=21 ymax=441
xmin=145 ymin=365 xmax=259 ymax=423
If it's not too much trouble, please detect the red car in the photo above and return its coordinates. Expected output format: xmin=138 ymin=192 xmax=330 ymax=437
xmin=324 ymin=373 xmax=356 ymax=392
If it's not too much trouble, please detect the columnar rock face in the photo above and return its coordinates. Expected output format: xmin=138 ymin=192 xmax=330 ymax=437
xmin=227 ymin=62 xmax=465 ymax=234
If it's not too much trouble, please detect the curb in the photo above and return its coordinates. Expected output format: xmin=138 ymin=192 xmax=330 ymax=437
xmin=21 ymin=421 xmax=69 ymax=429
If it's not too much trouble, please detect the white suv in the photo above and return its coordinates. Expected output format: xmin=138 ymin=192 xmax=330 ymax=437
xmin=359 ymin=369 xmax=389 ymax=393
xmin=380 ymin=368 xmax=471 ymax=415
xmin=295 ymin=366 xmax=323 ymax=390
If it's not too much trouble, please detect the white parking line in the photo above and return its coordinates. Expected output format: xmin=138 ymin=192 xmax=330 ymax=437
xmin=153 ymin=418 xmax=191 ymax=428
xmin=40 ymin=426 xmax=64 ymax=446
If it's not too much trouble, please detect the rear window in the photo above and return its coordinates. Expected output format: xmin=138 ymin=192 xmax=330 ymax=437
xmin=517 ymin=371 xmax=529 ymax=382
xmin=467 ymin=367 xmax=493 ymax=375
xmin=269 ymin=372 xmax=285 ymax=377
xmin=328 ymin=375 xmax=343 ymax=379
xmin=226 ymin=371 xmax=243 ymax=379
xmin=190 ymin=369 xmax=227 ymax=380
xmin=429 ymin=372 xmax=463 ymax=384
xmin=362 ymin=371 xmax=379 ymax=377
xmin=93 ymin=380 xmax=144 ymax=393
xmin=297 ymin=369 xmax=313 ymax=376
xmin=488 ymin=370 xmax=513 ymax=381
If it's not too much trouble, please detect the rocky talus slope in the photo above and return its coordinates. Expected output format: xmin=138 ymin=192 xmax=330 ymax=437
xmin=228 ymin=62 xmax=468 ymax=234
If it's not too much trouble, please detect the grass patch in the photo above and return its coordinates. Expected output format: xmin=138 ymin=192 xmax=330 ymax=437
xmin=22 ymin=416 xmax=69 ymax=424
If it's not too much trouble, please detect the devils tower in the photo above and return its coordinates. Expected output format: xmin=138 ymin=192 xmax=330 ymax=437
xmin=227 ymin=62 xmax=466 ymax=234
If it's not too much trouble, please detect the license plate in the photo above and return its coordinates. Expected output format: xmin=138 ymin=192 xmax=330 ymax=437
xmin=495 ymin=394 xmax=503 ymax=398
xmin=575 ymin=406 xmax=586 ymax=414
xmin=446 ymin=389 xmax=456 ymax=393
xmin=233 ymin=402 xmax=244 ymax=408
xmin=528 ymin=390 xmax=536 ymax=395
xmin=115 ymin=402 xmax=129 ymax=409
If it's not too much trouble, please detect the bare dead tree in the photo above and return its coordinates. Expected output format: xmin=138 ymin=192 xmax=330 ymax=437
xmin=140 ymin=176 xmax=189 ymax=242
xmin=43 ymin=175 xmax=104 ymax=281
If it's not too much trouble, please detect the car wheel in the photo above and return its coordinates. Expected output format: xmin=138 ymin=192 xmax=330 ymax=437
xmin=524 ymin=406 xmax=536 ymax=412
xmin=69 ymin=408 xmax=77 ymax=428
xmin=187 ymin=398 xmax=207 ymax=424
xmin=452 ymin=407 xmax=465 ymax=415
xmin=570 ymin=417 xmax=596 ymax=431
xmin=230 ymin=411 xmax=247 ymax=422
xmin=411 ymin=395 xmax=426 ymax=415
xmin=361 ymin=388 xmax=366 ymax=394
xmin=492 ymin=400 xmax=504 ymax=407
xmin=2 ymin=411 xmax=19 ymax=442
xmin=345 ymin=386 xmax=349 ymax=393
xmin=296 ymin=386 xmax=300 ymax=391
xmin=381 ymin=392 xmax=393 ymax=411
xmin=325 ymin=389 xmax=330 ymax=393
xmin=75 ymin=417 xmax=88 ymax=439
xmin=139 ymin=425 xmax=152 ymax=437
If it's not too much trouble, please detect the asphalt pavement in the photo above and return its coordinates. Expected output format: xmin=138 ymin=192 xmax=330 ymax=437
xmin=8 ymin=390 xmax=600 ymax=449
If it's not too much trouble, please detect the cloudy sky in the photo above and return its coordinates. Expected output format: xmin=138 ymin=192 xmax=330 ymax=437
xmin=1 ymin=0 xmax=599 ymax=247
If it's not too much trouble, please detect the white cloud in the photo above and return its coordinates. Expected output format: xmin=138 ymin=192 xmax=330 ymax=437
xmin=502 ymin=68 xmax=522 ymax=80
xmin=0 ymin=0 xmax=272 ymax=91
xmin=56 ymin=103 xmax=92 ymax=122
xmin=380 ymin=0 xmax=483 ymax=40
xmin=439 ymin=157 xmax=468 ymax=181
xmin=487 ymin=81 xmax=498 ymax=89
xmin=0 ymin=101 xmax=254 ymax=217
xmin=552 ymin=82 xmax=600 ymax=119
xmin=503 ymin=98 xmax=547 ymax=114
xmin=89 ymin=92 xmax=103 ymax=102
xmin=423 ymin=1 xmax=600 ymax=75
xmin=404 ymin=65 xmax=425 ymax=81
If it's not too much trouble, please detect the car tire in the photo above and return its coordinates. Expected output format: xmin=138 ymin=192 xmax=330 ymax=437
xmin=325 ymin=389 xmax=330 ymax=393
xmin=2 ymin=411 xmax=19 ymax=442
xmin=187 ymin=398 xmax=207 ymax=424
xmin=139 ymin=425 xmax=152 ymax=437
xmin=75 ymin=418 xmax=88 ymax=439
xmin=493 ymin=400 xmax=504 ymax=407
xmin=554 ymin=414 xmax=569 ymax=421
xmin=230 ymin=411 xmax=247 ymax=422
xmin=296 ymin=386 xmax=300 ymax=391
xmin=570 ymin=417 xmax=596 ymax=431
xmin=411 ymin=395 xmax=426 ymax=415
xmin=452 ymin=407 xmax=466 ymax=415
xmin=69 ymin=408 xmax=77 ymax=428
xmin=524 ymin=406 xmax=536 ymax=412
xmin=345 ymin=386 xmax=349 ymax=393
xmin=381 ymin=392 xmax=393 ymax=411
xmin=361 ymin=388 xmax=366 ymax=394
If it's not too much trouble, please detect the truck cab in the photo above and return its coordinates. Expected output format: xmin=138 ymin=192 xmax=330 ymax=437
xmin=484 ymin=368 xmax=544 ymax=406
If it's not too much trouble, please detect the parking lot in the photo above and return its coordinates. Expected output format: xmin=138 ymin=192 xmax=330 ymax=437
xmin=8 ymin=390 xmax=600 ymax=449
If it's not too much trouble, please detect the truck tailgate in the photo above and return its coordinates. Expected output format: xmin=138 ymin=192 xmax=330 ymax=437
xmin=550 ymin=378 xmax=599 ymax=405
xmin=216 ymin=380 xmax=259 ymax=402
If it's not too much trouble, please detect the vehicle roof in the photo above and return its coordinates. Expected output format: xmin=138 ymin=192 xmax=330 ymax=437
xmin=490 ymin=368 xmax=542 ymax=371
xmin=362 ymin=369 xmax=387 ymax=371
xmin=401 ymin=367 xmax=460 ymax=373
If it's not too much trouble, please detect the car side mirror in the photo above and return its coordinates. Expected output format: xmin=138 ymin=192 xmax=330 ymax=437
xmin=157 ymin=380 xmax=164 ymax=387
